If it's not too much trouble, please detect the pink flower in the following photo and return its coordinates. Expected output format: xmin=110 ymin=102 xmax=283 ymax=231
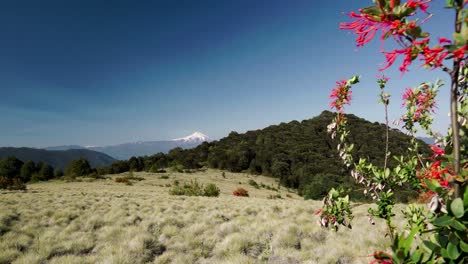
xmin=402 ymin=88 xmax=413 ymax=101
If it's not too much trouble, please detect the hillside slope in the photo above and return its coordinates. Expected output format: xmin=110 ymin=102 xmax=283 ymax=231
xmin=0 ymin=147 xmax=116 ymax=169
xmin=153 ymin=111 xmax=430 ymax=200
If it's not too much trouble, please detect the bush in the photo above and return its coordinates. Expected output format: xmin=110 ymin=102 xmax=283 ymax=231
xmin=169 ymin=180 xmax=220 ymax=197
xmin=114 ymin=177 xmax=130 ymax=183
xmin=169 ymin=179 xmax=204 ymax=196
xmin=0 ymin=176 xmax=26 ymax=190
xmin=233 ymin=187 xmax=249 ymax=197
xmin=268 ymin=193 xmax=283 ymax=199
xmin=203 ymin=183 xmax=220 ymax=197
xmin=248 ymin=179 xmax=260 ymax=189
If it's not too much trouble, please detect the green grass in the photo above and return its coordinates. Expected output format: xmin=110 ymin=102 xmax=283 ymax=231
xmin=0 ymin=169 xmax=401 ymax=263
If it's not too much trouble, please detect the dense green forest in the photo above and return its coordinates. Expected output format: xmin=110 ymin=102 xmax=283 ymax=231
xmin=0 ymin=156 xmax=96 ymax=190
xmin=97 ymin=111 xmax=430 ymax=201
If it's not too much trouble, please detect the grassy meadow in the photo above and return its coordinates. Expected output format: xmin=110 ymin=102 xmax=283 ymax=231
xmin=0 ymin=169 xmax=404 ymax=264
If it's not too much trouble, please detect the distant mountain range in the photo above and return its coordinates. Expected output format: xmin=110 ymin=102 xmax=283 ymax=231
xmin=417 ymin=137 xmax=435 ymax=145
xmin=0 ymin=148 xmax=116 ymax=169
xmin=45 ymin=132 xmax=211 ymax=160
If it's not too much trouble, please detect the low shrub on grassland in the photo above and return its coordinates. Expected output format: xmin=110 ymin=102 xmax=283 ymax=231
xmin=169 ymin=179 xmax=220 ymax=197
xmin=233 ymin=187 xmax=249 ymax=197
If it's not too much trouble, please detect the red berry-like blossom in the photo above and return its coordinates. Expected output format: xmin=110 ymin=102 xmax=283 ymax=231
xmin=330 ymin=80 xmax=352 ymax=113
xmin=429 ymin=144 xmax=444 ymax=159
xmin=453 ymin=45 xmax=467 ymax=59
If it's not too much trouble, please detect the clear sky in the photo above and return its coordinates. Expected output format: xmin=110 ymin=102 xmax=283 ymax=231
xmin=0 ymin=0 xmax=455 ymax=147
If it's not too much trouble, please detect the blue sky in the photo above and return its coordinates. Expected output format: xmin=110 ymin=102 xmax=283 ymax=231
xmin=0 ymin=0 xmax=454 ymax=147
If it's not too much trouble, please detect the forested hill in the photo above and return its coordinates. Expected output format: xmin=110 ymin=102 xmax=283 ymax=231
xmin=102 ymin=111 xmax=430 ymax=201
xmin=0 ymin=148 xmax=115 ymax=169
xmin=163 ymin=111 xmax=429 ymax=197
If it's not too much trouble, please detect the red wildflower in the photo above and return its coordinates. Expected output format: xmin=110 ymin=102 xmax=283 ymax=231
xmin=421 ymin=46 xmax=449 ymax=68
xmin=330 ymin=80 xmax=352 ymax=112
xmin=340 ymin=11 xmax=385 ymax=47
xmin=314 ymin=208 xmax=323 ymax=215
xmin=429 ymin=144 xmax=444 ymax=159
xmin=438 ymin=37 xmax=451 ymax=44
xmin=453 ymin=45 xmax=467 ymax=59
xmin=380 ymin=46 xmax=413 ymax=73
xmin=418 ymin=160 xmax=452 ymax=188
xmin=406 ymin=0 xmax=430 ymax=13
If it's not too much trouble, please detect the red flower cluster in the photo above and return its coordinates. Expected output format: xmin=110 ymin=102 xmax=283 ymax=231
xmin=340 ymin=0 xmax=467 ymax=74
xmin=340 ymin=0 xmax=429 ymax=48
xmin=429 ymin=144 xmax=444 ymax=159
xmin=418 ymin=143 xmax=453 ymax=188
xmin=401 ymin=83 xmax=437 ymax=122
xmin=329 ymin=80 xmax=352 ymax=112
xmin=419 ymin=160 xmax=452 ymax=188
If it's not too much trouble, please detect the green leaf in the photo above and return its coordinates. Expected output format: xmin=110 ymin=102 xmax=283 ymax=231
xmin=453 ymin=32 xmax=466 ymax=45
xmin=425 ymin=179 xmax=443 ymax=193
xmin=450 ymin=198 xmax=464 ymax=218
xmin=447 ymin=242 xmax=460 ymax=260
xmin=423 ymin=240 xmax=439 ymax=252
xmin=404 ymin=227 xmax=419 ymax=255
xmin=361 ymin=6 xmax=382 ymax=18
xmin=449 ymin=220 xmax=466 ymax=231
xmin=448 ymin=233 xmax=460 ymax=246
xmin=464 ymin=188 xmax=468 ymax=207
xmin=348 ymin=75 xmax=360 ymax=85
xmin=384 ymin=168 xmax=390 ymax=178
xmin=433 ymin=215 xmax=453 ymax=227
xmin=460 ymin=240 xmax=468 ymax=253
xmin=410 ymin=250 xmax=422 ymax=262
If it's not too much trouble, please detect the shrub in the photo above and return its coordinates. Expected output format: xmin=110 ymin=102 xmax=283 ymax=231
xmin=0 ymin=177 xmax=26 ymax=190
xmin=169 ymin=179 xmax=204 ymax=196
xmin=115 ymin=177 xmax=130 ymax=183
xmin=203 ymin=183 xmax=220 ymax=197
xmin=169 ymin=180 xmax=220 ymax=197
xmin=248 ymin=179 xmax=260 ymax=189
xmin=233 ymin=187 xmax=249 ymax=197
xmin=268 ymin=194 xmax=283 ymax=199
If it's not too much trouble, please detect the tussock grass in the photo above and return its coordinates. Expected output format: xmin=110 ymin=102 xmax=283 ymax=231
xmin=0 ymin=169 xmax=402 ymax=263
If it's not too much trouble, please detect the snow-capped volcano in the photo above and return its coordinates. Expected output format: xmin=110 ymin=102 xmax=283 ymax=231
xmin=46 ymin=132 xmax=211 ymax=160
xmin=173 ymin=132 xmax=210 ymax=143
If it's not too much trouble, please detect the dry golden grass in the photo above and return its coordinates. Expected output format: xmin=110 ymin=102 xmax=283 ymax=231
xmin=0 ymin=169 xmax=403 ymax=264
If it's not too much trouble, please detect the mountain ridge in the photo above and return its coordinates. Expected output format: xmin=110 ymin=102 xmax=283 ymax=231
xmin=44 ymin=132 xmax=211 ymax=160
xmin=0 ymin=147 xmax=116 ymax=169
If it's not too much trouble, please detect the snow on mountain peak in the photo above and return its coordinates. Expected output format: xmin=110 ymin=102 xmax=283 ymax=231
xmin=173 ymin=132 xmax=210 ymax=143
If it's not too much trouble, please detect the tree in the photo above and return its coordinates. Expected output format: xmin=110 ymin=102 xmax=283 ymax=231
xmin=65 ymin=158 xmax=92 ymax=177
xmin=317 ymin=1 xmax=468 ymax=262
xmin=0 ymin=156 xmax=24 ymax=179
xmin=37 ymin=162 xmax=54 ymax=181
xmin=54 ymin=168 xmax=64 ymax=178
xmin=20 ymin=160 xmax=36 ymax=182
